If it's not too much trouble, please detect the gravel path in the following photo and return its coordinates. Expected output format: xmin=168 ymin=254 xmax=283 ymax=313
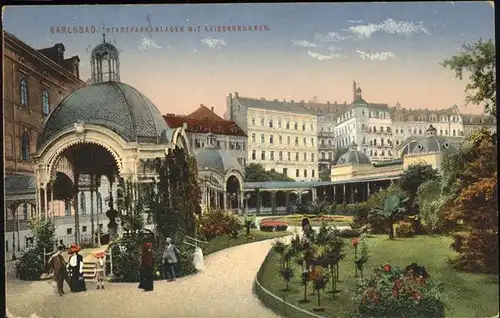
xmin=6 ymin=239 xmax=282 ymax=318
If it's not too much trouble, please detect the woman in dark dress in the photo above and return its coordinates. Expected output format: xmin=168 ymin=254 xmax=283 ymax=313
xmin=139 ymin=242 xmax=154 ymax=292
xmin=67 ymin=243 xmax=87 ymax=293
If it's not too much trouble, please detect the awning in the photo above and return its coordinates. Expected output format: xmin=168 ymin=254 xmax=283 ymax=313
xmin=5 ymin=175 xmax=36 ymax=196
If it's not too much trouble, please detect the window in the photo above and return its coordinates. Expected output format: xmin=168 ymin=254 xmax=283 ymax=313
xmin=251 ymin=150 xmax=256 ymax=160
xmin=380 ymin=126 xmax=384 ymax=133
xmin=82 ymin=226 xmax=87 ymax=232
xmin=65 ymin=201 xmax=71 ymax=216
xmin=260 ymin=117 xmax=264 ymax=126
xmin=251 ymin=133 xmax=256 ymax=143
xmin=287 ymin=152 xmax=291 ymax=161
xmin=42 ymin=89 xmax=50 ymax=115
xmin=445 ymin=130 xmax=448 ymax=135
xmin=296 ymin=169 xmax=300 ymax=177
xmin=269 ymin=119 xmax=273 ymax=128
xmin=287 ymin=136 xmax=291 ymax=144
xmin=97 ymin=193 xmax=102 ymax=213
xmin=295 ymin=152 xmax=299 ymax=161
xmin=453 ymin=129 xmax=456 ymax=136
xmin=312 ymin=169 xmax=315 ymax=178
xmin=440 ymin=129 xmax=443 ymax=135
xmin=278 ymin=120 xmax=282 ymax=128
xmin=295 ymin=137 xmax=299 ymax=145
xmin=321 ymin=152 xmax=325 ymax=160
xmin=261 ymin=151 xmax=266 ymax=160
xmin=303 ymin=153 xmax=307 ymax=161
xmin=269 ymin=135 xmax=274 ymax=144
xmin=303 ymin=137 xmax=307 ymax=146
xmin=278 ymin=135 xmax=283 ymax=144
xmin=311 ymin=153 xmax=315 ymax=162
xmin=304 ymin=169 xmax=308 ymax=177
xmin=20 ymin=78 xmax=28 ymax=106
xmin=327 ymin=152 xmax=332 ymax=160
xmin=23 ymin=203 xmax=28 ymax=220
xmin=279 ymin=151 xmax=283 ymax=161
xmin=270 ymin=151 xmax=274 ymax=160
xmin=294 ymin=122 xmax=298 ymax=130
xmin=251 ymin=117 xmax=255 ymax=125
xmin=418 ymin=129 xmax=422 ymax=135
xmin=283 ymin=168 xmax=288 ymax=176
xmin=67 ymin=228 xmax=73 ymax=235
xmin=80 ymin=192 xmax=86 ymax=215
xmin=260 ymin=134 xmax=265 ymax=143
xmin=311 ymin=138 xmax=315 ymax=146
xmin=286 ymin=121 xmax=290 ymax=129
xmin=21 ymin=131 xmax=30 ymax=161
xmin=310 ymin=123 xmax=314 ymax=131
xmin=302 ymin=123 xmax=306 ymax=131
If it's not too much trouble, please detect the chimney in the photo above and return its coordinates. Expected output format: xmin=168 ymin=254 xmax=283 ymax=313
xmin=334 ymin=101 xmax=337 ymax=105
xmin=274 ymin=99 xmax=278 ymax=102
xmin=327 ymin=101 xmax=330 ymax=105
xmin=283 ymin=99 xmax=286 ymax=102
xmin=229 ymin=93 xmax=232 ymax=99
xmin=301 ymin=100 xmax=305 ymax=103
xmin=344 ymin=101 xmax=347 ymax=105
xmin=234 ymin=92 xmax=238 ymax=98
xmin=211 ymin=107 xmax=214 ymax=112
xmin=291 ymin=100 xmax=294 ymax=103
xmin=260 ymin=97 xmax=265 ymax=100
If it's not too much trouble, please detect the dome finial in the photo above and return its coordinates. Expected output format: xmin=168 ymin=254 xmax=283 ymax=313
xmin=102 ymin=32 xmax=106 ymax=43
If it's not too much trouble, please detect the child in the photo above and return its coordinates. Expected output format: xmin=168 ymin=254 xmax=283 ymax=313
xmin=93 ymin=252 xmax=106 ymax=290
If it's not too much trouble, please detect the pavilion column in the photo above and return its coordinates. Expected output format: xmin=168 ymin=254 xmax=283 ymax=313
xmin=35 ymin=183 xmax=41 ymax=218
xmin=43 ymin=185 xmax=48 ymax=219
xmin=222 ymin=190 xmax=227 ymax=210
xmin=367 ymin=182 xmax=370 ymax=199
xmin=285 ymin=191 xmax=290 ymax=214
xmin=73 ymin=191 xmax=80 ymax=245
xmin=90 ymin=176 xmax=95 ymax=246
xmin=256 ymin=190 xmax=261 ymax=214
xmin=350 ymin=184 xmax=355 ymax=204
xmin=333 ymin=185 xmax=336 ymax=204
xmin=271 ymin=191 xmax=277 ymax=214
xmin=50 ymin=182 xmax=55 ymax=220
xmin=342 ymin=184 xmax=346 ymax=204
xmin=312 ymin=187 xmax=318 ymax=203
xmin=298 ymin=191 xmax=302 ymax=205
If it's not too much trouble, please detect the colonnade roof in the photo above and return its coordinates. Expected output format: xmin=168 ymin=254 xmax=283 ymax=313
xmin=5 ymin=175 xmax=36 ymax=195
xmin=243 ymin=175 xmax=401 ymax=190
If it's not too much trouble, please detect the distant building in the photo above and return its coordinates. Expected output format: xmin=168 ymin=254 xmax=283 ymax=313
xmin=226 ymin=93 xmax=319 ymax=181
xmin=163 ymin=104 xmax=248 ymax=167
xmin=3 ymin=31 xmax=85 ymax=256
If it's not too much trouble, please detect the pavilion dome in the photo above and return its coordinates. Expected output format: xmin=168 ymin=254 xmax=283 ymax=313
xmin=195 ymin=147 xmax=243 ymax=174
xmin=409 ymin=124 xmax=452 ymax=154
xmin=38 ymin=81 xmax=172 ymax=148
xmin=336 ymin=142 xmax=371 ymax=165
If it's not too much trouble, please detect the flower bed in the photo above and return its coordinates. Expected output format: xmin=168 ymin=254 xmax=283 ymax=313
xmin=260 ymin=221 xmax=289 ymax=232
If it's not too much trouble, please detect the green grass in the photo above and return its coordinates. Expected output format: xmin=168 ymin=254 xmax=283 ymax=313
xmin=259 ymin=235 xmax=499 ymax=318
xmin=202 ymin=229 xmax=291 ymax=256
xmin=262 ymin=215 xmax=353 ymax=227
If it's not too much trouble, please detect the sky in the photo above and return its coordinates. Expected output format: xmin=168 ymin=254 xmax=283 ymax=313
xmin=3 ymin=3 xmax=495 ymax=116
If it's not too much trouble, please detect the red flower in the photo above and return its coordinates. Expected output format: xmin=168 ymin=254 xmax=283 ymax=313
xmin=383 ymin=264 xmax=392 ymax=272
xmin=352 ymin=237 xmax=360 ymax=247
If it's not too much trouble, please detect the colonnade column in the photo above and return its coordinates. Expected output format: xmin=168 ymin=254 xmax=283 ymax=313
xmin=285 ymin=191 xmax=290 ymax=213
xmin=90 ymin=175 xmax=95 ymax=246
xmin=333 ymin=185 xmax=336 ymax=204
xmin=342 ymin=184 xmax=346 ymax=204
xmin=43 ymin=184 xmax=48 ymax=219
xmin=312 ymin=187 xmax=318 ymax=203
xmin=256 ymin=190 xmax=262 ymax=214
xmin=50 ymin=181 xmax=55 ymax=220
xmin=350 ymin=184 xmax=355 ymax=204
xmin=271 ymin=191 xmax=276 ymax=214
xmin=223 ymin=191 xmax=227 ymax=210
xmin=298 ymin=191 xmax=302 ymax=205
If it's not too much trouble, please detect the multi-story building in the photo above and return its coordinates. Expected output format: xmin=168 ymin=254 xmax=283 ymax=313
xmin=317 ymin=115 xmax=338 ymax=178
xmin=226 ymin=93 xmax=319 ymax=181
xmin=163 ymin=104 xmax=247 ymax=166
xmin=4 ymin=31 xmax=86 ymax=256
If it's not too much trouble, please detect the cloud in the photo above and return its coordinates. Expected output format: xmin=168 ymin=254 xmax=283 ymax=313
xmin=356 ymin=50 xmax=395 ymax=61
xmin=327 ymin=44 xmax=341 ymax=52
xmin=307 ymin=50 xmax=341 ymax=61
xmin=348 ymin=20 xmax=364 ymax=24
xmin=347 ymin=18 xmax=429 ymax=40
xmin=201 ymin=37 xmax=228 ymax=49
xmin=192 ymin=48 xmax=198 ymax=53
xmin=313 ymin=31 xmax=352 ymax=42
xmin=138 ymin=36 xmax=162 ymax=51
xmin=291 ymin=39 xmax=316 ymax=48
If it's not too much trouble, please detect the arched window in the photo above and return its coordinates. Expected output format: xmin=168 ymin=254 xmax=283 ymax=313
xmin=97 ymin=193 xmax=103 ymax=213
xmin=65 ymin=201 xmax=71 ymax=216
xmin=20 ymin=78 xmax=29 ymax=106
xmin=80 ymin=192 xmax=86 ymax=215
xmin=21 ymin=131 xmax=30 ymax=161
xmin=42 ymin=89 xmax=50 ymax=115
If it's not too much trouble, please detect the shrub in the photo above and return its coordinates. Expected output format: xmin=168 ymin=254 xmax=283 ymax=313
xmin=396 ymin=220 xmax=415 ymax=238
xmin=354 ymin=263 xmax=445 ymax=318
xmin=110 ymin=243 xmax=141 ymax=282
xmin=199 ymin=209 xmax=242 ymax=241
xmin=338 ymin=228 xmax=360 ymax=238
xmin=15 ymin=249 xmax=44 ymax=281
xmin=260 ymin=221 xmax=288 ymax=232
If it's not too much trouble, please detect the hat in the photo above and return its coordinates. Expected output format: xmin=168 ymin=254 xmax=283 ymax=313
xmin=68 ymin=243 xmax=81 ymax=254
xmin=93 ymin=251 xmax=105 ymax=258
xmin=166 ymin=238 xmax=172 ymax=244
xmin=144 ymin=242 xmax=153 ymax=248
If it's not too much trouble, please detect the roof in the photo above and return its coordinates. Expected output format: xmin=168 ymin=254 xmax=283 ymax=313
xmin=5 ymin=175 xmax=36 ymax=194
xmin=409 ymin=126 xmax=452 ymax=154
xmin=235 ymin=96 xmax=315 ymax=116
xmin=243 ymin=176 xmax=402 ymax=190
xmin=195 ymin=148 xmax=243 ymax=173
xmin=38 ymin=81 xmax=171 ymax=147
xmin=163 ymin=115 xmax=247 ymax=137
xmin=187 ymin=105 xmax=224 ymax=121
xmin=336 ymin=142 xmax=371 ymax=165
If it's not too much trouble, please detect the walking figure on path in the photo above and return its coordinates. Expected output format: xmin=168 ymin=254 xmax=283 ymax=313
xmin=93 ymin=251 xmax=106 ymax=290
xmin=67 ymin=243 xmax=87 ymax=293
xmin=163 ymin=238 xmax=180 ymax=282
xmin=44 ymin=245 xmax=70 ymax=296
xmin=139 ymin=242 xmax=154 ymax=292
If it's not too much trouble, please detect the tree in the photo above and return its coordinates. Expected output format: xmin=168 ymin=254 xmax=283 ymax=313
xmin=398 ymin=164 xmax=439 ymax=207
xmin=441 ymin=39 xmax=496 ymax=116
xmin=417 ymin=179 xmax=445 ymax=234
xmin=319 ymin=168 xmax=331 ymax=181
xmin=245 ymin=163 xmax=294 ymax=182
xmin=370 ymin=195 xmax=409 ymax=240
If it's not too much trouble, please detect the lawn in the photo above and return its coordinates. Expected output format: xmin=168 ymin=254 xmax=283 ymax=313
xmin=259 ymin=235 xmax=499 ymax=318
xmin=261 ymin=214 xmax=353 ymax=227
xmin=202 ymin=228 xmax=291 ymax=256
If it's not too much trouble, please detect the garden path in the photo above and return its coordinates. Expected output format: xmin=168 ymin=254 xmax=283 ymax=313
xmin=6 ymin=239 xmax=285 ymax=318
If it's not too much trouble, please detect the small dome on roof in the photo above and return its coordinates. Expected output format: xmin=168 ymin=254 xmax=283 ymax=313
xmin=195 ymin=148 xmax=243 ymax=173
xmin=336 ymin=142 xmax=371 ymax=165
xmin=410 ymin=125 xmax=452 ymax=154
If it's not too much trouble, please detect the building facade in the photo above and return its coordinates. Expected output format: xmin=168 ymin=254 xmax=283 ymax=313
xmin=227 ymin=93 xmax=319 ymax=181
xmin=3 ymin=31 xmax=86 ymax=257
xmin=163 ymin=104 xmax=247 ymax=167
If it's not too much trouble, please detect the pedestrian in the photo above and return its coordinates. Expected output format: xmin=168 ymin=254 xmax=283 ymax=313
xmin=139 ymin=242 xmax=154 ymax=292
xmin=93 ymin=251 xmax=106 ymax=290
xmin=162 ymin=238 xmax=180 ymax=282
xmin=44 ymin=245 xmax=70 ymax=296
xmin=67 ymin=243 xmax=87 ymax=293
